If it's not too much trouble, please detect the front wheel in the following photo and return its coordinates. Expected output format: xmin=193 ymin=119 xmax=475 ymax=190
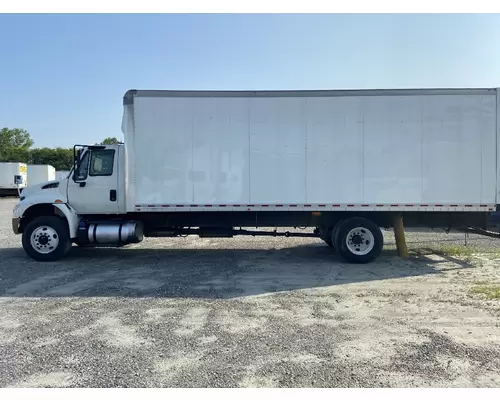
xmin=334 ymin=217 xmax=383 ymax=264
xmin=22 ymin=216 xmax=71 ymax=262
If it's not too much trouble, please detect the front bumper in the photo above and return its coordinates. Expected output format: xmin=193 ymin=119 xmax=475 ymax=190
xmin=12 ymin=217 xmax=20 ymax=235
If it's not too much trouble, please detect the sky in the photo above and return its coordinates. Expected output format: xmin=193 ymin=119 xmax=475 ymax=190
xmin=0 ymin=13 xmax=500 ymax=148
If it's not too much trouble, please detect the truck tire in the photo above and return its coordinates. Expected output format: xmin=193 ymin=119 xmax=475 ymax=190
xmin=22 ymin=216 xmax=71 ymax=262
xmin=323 ymin=237 xmax=334 ymax=248
xmin=332 ymin=219 xmax=344 ymax=250
xmin=319 ymin=227 xmax=334 ymax=248
xmin=334 ymin=217 xmax=383 ymax=264
xmin=320 ymin=223 xmax=344 ymax=249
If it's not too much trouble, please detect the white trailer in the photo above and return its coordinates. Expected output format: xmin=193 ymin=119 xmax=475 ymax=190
xmin=11 ymin=88 xmax=500 ymax=263
xmin=27 ymin=164 xmax=56 ymax=186
xmin=0 ymin=162 xmax=27 ymax=196
xmin=56 ymin=170 xmax=70 ymax=180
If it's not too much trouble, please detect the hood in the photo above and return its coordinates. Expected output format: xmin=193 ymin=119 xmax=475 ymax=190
xmin=21 ymin=180 xmax=62 ymax=198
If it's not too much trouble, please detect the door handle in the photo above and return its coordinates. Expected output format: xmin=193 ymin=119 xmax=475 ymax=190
xmin=110 ymin=189 xmax=117 ymax=202
xmin=79 ymin=182 xmax=86 ymax=187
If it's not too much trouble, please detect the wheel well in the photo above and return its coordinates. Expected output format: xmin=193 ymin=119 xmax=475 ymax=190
xmin=19 ymin=204 xmax=67 ymax=233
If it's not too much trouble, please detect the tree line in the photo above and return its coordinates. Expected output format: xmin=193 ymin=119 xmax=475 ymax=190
xmin=0 ymin=128 xmax=120 ymax=171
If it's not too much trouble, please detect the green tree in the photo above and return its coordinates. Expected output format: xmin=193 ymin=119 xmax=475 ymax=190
xmin=30 ymin=147 xmax=74 ymax=171
xmin=0 ymin=128 xmax=34 ymax=161
xmin=99 ymin=137 xmax=120 ymax=145
xmin=0 ymin=127 xmax=75 ymax=170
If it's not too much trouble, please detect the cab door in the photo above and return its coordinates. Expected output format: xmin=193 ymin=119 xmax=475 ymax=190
xmin=67 ymin=145 xmax=121 ymax=214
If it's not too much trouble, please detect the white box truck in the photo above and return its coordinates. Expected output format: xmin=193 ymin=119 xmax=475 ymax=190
xmin=0 ymin=162 xmax=27 ymax=196
xmin=27 ymin=164 xmax=56 ymax=187
xmin=11 ymin=88 xmax=500 ymax=263
xmin=56 ymin=170 xmax=70 ymax=180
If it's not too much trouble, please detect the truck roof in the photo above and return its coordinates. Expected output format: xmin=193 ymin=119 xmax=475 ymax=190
xmin=123 ymin=87 xmax=498 ymax=105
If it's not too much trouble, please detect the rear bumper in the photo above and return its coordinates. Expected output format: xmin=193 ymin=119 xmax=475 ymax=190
xmin=12 ymin=217 xmax=20 ymax=235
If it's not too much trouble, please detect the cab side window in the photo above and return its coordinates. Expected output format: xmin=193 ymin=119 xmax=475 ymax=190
xmin=89 ymin=149 xmax=115 ymax=176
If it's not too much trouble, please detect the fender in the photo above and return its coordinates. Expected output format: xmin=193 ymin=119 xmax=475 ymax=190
xmin=13 ymin=179 xmax=80 ymax=238
xmin=53 ymin=203 xmax=80 ymax=238
xmin=14 ymin=200 xmax=80 ymax=239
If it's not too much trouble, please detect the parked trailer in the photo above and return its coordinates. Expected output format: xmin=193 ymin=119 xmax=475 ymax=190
xmin=12 ymin=88 xmax=500 ymax=262
xmin=0 ymin=162 xmax=27 ymax=197
xmin=27 ymin=164 xmax=56 ymax=187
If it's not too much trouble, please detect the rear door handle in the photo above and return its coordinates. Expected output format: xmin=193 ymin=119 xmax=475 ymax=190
xmin=110 ymin=189 xmax=117 ymax=202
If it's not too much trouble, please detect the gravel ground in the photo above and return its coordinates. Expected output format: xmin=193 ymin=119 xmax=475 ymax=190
xmin=1 ymin=197 xmax=500 ymax=388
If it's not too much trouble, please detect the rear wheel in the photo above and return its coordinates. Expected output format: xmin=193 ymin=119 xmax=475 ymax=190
xmin=320 ymin=222 xmax=344 ymax=249
xmin=332 ymin=219 xmax=344 ymax=250
xmin=22 ymin=216 xmax=71 ymax=262
xmin=334 ymin=217 xmax=383 ymax=264
xmin=319 ymin=227 xmax=334 ymax=248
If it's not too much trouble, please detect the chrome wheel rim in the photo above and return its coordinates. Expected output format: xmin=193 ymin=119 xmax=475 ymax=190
xmin=30 ymin=226 xmax=59 ymax=254
xmin=345 ymin=227 xmax=375 ymax=256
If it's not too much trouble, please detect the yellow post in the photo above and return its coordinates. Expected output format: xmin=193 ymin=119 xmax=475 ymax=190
xmin=393 ymin=213 xmax=409 ymax=258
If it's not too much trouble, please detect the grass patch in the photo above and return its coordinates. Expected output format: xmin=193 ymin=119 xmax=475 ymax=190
xmin=410 ymin=245 xmax=474 ymax=258
xmin=470 ymin=284 xmax=500 ymax=300
xmin=433 ymin=245 xmax=475 ymax=257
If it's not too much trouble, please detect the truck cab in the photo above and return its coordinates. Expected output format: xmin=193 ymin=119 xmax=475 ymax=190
xmin=12 ymin=144 xmax=137 ymax=261
xmin=14 ymin=144 xmax=124 ymax=216
xmin=68 ymin=144 xmax=125 ymax=215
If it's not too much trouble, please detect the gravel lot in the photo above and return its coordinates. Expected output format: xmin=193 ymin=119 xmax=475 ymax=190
xmin=1 ymin=197 xmax=500 ymax=388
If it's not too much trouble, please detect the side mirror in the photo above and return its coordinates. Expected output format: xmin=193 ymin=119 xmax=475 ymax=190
xmin=72 ymin=158 xmax=80 ymax=183
xmin=73 ymin=148 xmax=89 ymax=183
xmin=73 ymin=147 xmax=82 ymax=183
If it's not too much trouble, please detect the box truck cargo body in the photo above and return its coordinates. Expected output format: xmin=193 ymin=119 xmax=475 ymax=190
xmin=27 ymin=164 xmax=56 ymax=187
xmin=126 ymin=89 xmax=498 ymax=210
xmin=0 ymin=162 xmax=27 ymax=196
xmin=11 ymin=88 xmax=500 ymax=263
